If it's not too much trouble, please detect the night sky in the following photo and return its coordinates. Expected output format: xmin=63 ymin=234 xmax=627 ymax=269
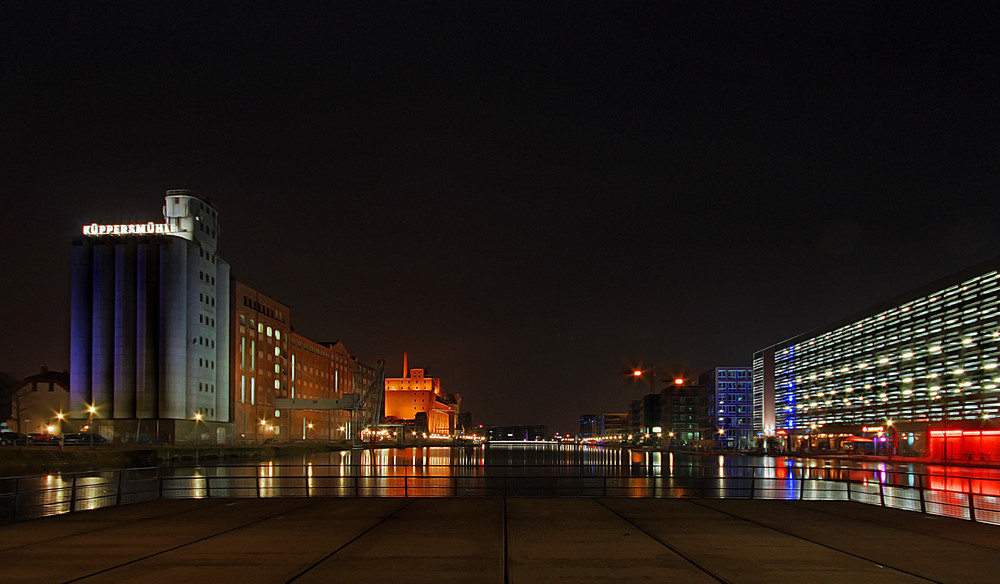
xmin=3 ymin=3 xmax=1000 ymax=433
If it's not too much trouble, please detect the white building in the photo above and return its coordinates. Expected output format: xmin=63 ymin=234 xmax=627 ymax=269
xmin=70 ymin=190 xmax=231 ymax=443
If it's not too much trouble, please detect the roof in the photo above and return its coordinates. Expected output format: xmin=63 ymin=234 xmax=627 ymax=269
xmin=756 ymin=254 xmax=1000 ymax=354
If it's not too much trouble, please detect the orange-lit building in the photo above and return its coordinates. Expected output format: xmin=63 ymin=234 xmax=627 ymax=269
xmin=231 ymin=281 xmax=291 ymax=443
xmin=384 ymin=354 xmax=460 ymax=435
xmin=287 ymin=336 xmax=358 ymax=442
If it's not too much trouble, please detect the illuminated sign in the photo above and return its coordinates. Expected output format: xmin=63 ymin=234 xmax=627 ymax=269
xmin=862 ymin=425 xmax=884 ymax=433
xmin=83 ymin=222 xmax=179 ymax=236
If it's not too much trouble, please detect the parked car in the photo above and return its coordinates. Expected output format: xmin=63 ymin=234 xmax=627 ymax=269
xmin=0 ymin=432 xmax=30 ymax=445
xmin=28 ymin=433 xmax=59 ymax=445
xmin=62 ymin=433 xmax=108 ymax=445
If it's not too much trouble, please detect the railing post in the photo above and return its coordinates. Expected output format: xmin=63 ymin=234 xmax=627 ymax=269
xmin=158 ymin=469 xmax=164 ymax=501
xmin=968 ymin=477 xmax=977 ymax=523
xmin=799 ymin=468 xmax=806 ymax=500
xmin=749 ymin=467 xmax=755 ymax=500
xmin=115 ymin=470 xmax=124 ymax=507
xmin=70 ymin=473 xmax=78 ymax=513
xmin=917 ymin=473 xmax=926 ymax=514
xmin=12 ymin=477 xmax=20 ymax=522
xmin=256 ymin=471 xmax=261 ymax=499
xmin=878 ymin=476 xmax=886 ymax=508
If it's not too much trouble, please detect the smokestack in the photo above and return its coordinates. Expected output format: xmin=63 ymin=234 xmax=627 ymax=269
xmin=403 ymin=352 xmax=408 ymax=378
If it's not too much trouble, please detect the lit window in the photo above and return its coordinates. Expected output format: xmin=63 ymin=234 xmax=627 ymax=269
xmin=267 ymin=326 xmax=272 ymax=337
xmin=275 ymin=330 xmax=281 ymax=340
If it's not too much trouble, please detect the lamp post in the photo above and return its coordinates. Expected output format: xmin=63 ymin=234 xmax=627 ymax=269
xmin=87 ymin=405 xmax=97 ymax=447
xmin=193 ymin=412 xmax=203 ymax=445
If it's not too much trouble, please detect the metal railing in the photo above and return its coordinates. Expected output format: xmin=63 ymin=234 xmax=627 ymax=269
xmin=2 ymin=464 xmax=999 ymax=525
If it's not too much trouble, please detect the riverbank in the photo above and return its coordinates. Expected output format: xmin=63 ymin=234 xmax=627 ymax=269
xmin=669 ymin=447 xmax=1000 ymax=470
xmin=0 ymin=443 xmax=350 ymax=476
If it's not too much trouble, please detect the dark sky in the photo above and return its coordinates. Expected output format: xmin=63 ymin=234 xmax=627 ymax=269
xmin=3 ymin=2 xmax=1000 ymax=433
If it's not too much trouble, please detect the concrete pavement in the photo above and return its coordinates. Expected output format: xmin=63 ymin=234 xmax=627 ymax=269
xmin=1 ymin=497 xmax=997 ymax=583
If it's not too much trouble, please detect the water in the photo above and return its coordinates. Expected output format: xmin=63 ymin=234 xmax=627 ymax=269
xmin=7 ymin=445 xmax=1000 ymax=523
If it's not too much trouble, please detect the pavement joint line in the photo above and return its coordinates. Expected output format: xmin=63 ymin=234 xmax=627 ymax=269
xmin=685 ymin=500 xmax=946 ymax=584
xmin=502 ymin=498 xmax=508 ymax=584
xmin=592 ymin=498 xmax=733 ymax=584
xmin=790 ymin=500 xmax=1000 ymax=553
xmin=0 ymin=499 xmax=236 ymax=553
xmin=283 ymin=498 xmax=415 ymax=584
xmin=59 ymin=498 xmax=329 ymax=584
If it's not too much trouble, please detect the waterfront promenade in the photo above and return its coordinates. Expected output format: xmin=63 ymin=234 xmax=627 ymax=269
xmin=2 ymin=497 xmax=998 ymax=583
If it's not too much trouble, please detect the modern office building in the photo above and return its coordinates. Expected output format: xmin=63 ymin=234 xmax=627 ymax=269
xmin=70 ymin=190 xmax=231 ymax=442
xmin=598 ymin=413 xmax=628 ymax=439
xmin=660 ymin=378 xmax=700 ymax=445
xmin=640 ymin=393 xmax=662 ymax=437
xmin=579 ymin=413 xmax=627 ymax=441
xmin=627 ymin=399 xmax=642 ymax=438
xmin=754 ymin=258 xmax=1000 ymax=458
xmin=699 ymin=367 xmax=752 ymax=449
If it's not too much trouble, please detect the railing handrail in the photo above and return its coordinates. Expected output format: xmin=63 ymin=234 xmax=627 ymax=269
xmin=4 ymin=461 xmax=1000 ymax=526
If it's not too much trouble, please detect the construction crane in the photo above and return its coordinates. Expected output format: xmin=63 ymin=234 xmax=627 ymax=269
xmin=351 ymin=359 xmax=385 ymax=447
xmin=273 ymin=359 xmax=385 ymax=447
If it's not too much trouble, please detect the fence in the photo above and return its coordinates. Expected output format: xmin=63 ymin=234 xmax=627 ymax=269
xmin=2 ymin=464 xmax=999 ymax=525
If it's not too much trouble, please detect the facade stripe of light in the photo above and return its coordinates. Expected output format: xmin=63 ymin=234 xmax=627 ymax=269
xmin=754 ymin=261 xmax=1000 ymax=435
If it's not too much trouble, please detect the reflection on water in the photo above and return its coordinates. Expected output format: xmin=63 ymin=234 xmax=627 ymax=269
xmin=8 ymin=445 xmax=1000 ymax=523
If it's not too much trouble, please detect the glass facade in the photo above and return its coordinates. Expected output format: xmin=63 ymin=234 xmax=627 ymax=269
xmin=701 ymin=367 xmax=753 ymax=448
xmin=755 ymin=263 xmax=1000 ymax=434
